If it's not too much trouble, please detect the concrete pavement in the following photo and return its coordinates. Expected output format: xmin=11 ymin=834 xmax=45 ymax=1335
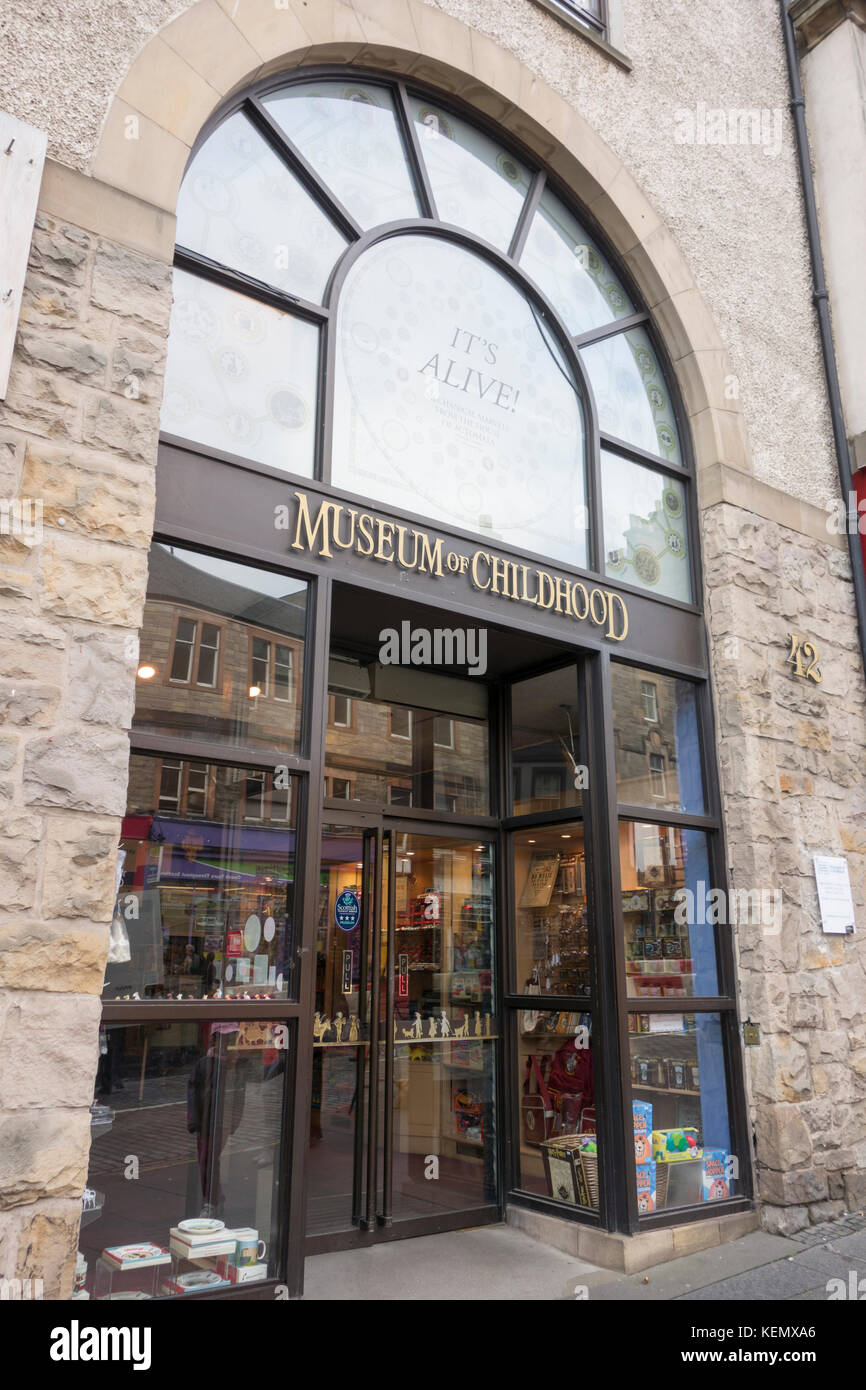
xmin=303 ymin=1211 xmax=866 ymax=1301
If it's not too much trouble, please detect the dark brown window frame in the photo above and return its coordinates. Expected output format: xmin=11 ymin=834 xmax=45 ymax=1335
xmin=247 ymin=626 xmax=301 ymax=705
xmin=242 ymin=766 xmax=294 ymax=823
xmin=167 ymin=608 xmax=225 ymax=691
xmin=155 ymin=754 xmax=215 ymax=819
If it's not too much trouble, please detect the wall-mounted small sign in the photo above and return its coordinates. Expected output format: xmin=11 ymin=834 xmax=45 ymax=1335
xmin=743 ymin=1021 xmax=761 ymax=1047
xmin=813 ymin=855 xmax=856 ymax=935
xmin=0 ymin=112 xmax=48 ymax=400
xmin=786 ymin=633 xmax=822 ymax=683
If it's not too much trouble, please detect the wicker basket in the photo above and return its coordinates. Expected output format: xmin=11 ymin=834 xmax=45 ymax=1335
xmin=541 ymin=1133 xmax=599 ymax=1210
xmin=655 ymin=1162 xmax=670 ymax=1209
xmin=580 ymin=1149 xmax=600 ymax=1209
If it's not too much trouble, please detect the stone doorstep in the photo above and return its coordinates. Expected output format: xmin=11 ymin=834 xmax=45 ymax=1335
xmin=506 ymin=1203 xmax=760 ymax=1274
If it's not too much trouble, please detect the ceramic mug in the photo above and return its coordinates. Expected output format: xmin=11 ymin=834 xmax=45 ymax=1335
xmin=234 ymin=1233 xmax=267 ymax=1266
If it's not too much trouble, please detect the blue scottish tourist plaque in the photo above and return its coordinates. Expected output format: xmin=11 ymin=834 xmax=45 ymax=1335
xmin=334 ymin=889 xmax=361 ymax=932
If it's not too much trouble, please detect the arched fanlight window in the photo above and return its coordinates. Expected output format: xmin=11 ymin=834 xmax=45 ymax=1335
xmin=161 ymin=76 xmax=693 ymax=605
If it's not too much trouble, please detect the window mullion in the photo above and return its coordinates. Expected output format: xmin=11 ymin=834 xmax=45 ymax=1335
xmin=245 ymin=96 xmax=363 ymax=242
xmin=394 ymin=81 xmax=438 ymax=220
xmin=573 ymin=311 xmax=649 ymax=348
xmin=508 ymin=168 xmax=546 ymax=261
xmin=173 ymin=245 xmax=329 ymax=325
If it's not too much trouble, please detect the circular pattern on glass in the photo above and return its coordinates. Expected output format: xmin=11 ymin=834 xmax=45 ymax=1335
xmin=268 ymin=387 xmax=309 ymax=430
xmin=496 ymin=153 xmax=522 ymax=184
xmin=343 ymin=87 xmax=380 ymax=106
xmin=657 ymin=423 xmax=677 ymax=456
xmin=632 ymin=546 xmax=661 ymax=586
xmin=243 ymin=914 xmax=262 ymax=952
xmin=666 ymin=530 xmax=686 ymax=558
xmin=663 ymin=487 xmax=683 ymax=517
xmin=419 ymin=107 xmax=454 ymax=140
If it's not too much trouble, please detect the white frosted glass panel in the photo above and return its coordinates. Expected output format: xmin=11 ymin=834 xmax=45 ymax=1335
xmin=176 ymin=113 xmax=347 ymax=304
xmin=264 ymin=82 xmax=419 ymax=229
xmin=161 ymin=270 xmax=318 ymax=473
xmin=520 ymin=188 xmax=634 ymax=335
xmin=581 ymin=327 xmax=682 ymax=465
xmin=333 ymin=235 xmax=587 ymax=568
xmin=409 ymin=95 xmax=531 ymax=250
xmin=602 ymin=450 xmax=691 ymax=602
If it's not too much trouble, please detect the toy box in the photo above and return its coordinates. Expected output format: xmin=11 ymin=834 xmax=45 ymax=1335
xmin=652 ymin=1128 xmax=700 ymax=1162
xmin=636 ymin=1161 xmax=657 ymax=1213
xmin=701 ymin=1148 xmax=731 ymax=1201
xmin=632 ymin=1100 xmax=653 ymax=1162
xmin=215 ymin=1257 xmax=268 ymax=1284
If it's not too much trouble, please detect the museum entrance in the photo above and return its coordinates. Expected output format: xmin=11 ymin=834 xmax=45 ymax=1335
xmin=305 ymin=816 xmax=498 ymax=1249
xmin=304 ymin=582 xmax=590 ymax=1250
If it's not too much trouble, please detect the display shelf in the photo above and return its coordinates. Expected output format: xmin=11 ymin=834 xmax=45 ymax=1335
xmin=633 ymin=1083 xmax=700 ymax=1097
xmin=520 ymin=1028 xmax=585 ymax=1040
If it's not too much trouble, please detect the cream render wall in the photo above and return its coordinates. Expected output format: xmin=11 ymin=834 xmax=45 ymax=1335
xmin=0 ymin=0 xmax=837 ymax=509
xmin=801 ymin=17 xmax=866 ymax=444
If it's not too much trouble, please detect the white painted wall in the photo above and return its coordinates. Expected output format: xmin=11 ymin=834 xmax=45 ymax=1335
xmin=802 ymin=18 xmax=866 ymax=443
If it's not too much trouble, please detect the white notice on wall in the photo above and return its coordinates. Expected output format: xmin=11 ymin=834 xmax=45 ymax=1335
xmin=813 ymin=855 xmax=856 ymax=935
xmin=0 ymin=111 xmax=48 ymax=399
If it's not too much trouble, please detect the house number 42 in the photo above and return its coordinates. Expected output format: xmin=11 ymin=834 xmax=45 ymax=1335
xmin=786 ymin=633 xmax=822 ymax=683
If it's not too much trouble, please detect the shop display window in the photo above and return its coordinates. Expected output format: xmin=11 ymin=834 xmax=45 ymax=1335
xmin=77 ymin=1020 xmax=288 ymax=1300
xmin=619 ymin=822 xmax=720 ymax=1000
xmin=133 ymin=544 xmax=308 ymax=759
xmin=629 ymin=1012 xmax=735 ymax=1213
xmin=516 ymin=1013 xmax=598 ymax=1209
xmin=513 ymin=824 xmax=591 ymax=997
xmin=611 ymin=664 xmax=705 ymax=815
xmin=105 ymin=756 xmax=299 ymax=1003
xmin=511 ymin=664 xmax=582 ymax=817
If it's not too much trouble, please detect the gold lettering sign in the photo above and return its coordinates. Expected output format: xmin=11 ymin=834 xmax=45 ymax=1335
xmin=280 ymin=492 xmax=628 ymax=642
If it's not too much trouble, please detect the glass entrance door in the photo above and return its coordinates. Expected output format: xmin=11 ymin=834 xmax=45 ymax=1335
xmin=306 ymin=820 xmax=498 ymax=1245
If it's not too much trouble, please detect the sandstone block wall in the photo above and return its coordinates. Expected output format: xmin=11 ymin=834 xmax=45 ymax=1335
xmin=704 ymin=501 xmax=866 ymax=1233
xmin=0 ymin=214 xmax=168 ymax=1295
